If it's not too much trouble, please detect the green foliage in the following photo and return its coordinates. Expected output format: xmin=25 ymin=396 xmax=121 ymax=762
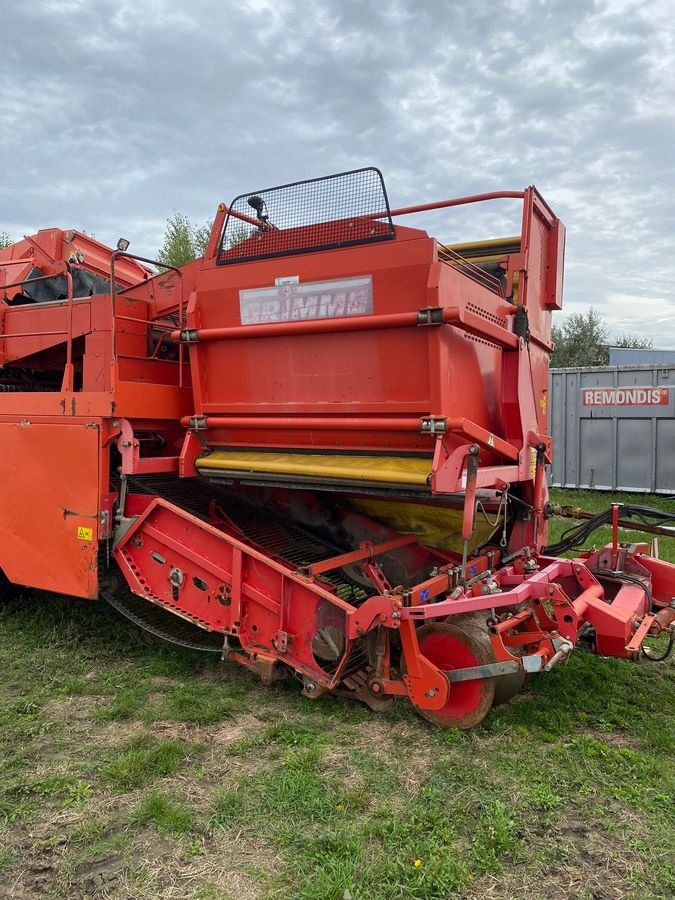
xmin=472 ymin=799 xmax=518 ymax=872
xmin=613 ymin=334 xmax=655 ymax=350
xmin=156 ymin=213 xmax=249 ymax=269
xmin=156 ymin=212 xmax=213 ymax=268
xmin=551 ymin=308 xmax=652 ymax=368
xmin=193 ymin=220 xmax=212 ymax=257
xmin=159 ymin=682 xmax=237 ymax=725
xmin=0 ymin=231 xmax=13 ymax=249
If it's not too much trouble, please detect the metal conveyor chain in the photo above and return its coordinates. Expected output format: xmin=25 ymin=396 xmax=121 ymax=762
xmin=101 ymin=581 xmax=224 ymax=653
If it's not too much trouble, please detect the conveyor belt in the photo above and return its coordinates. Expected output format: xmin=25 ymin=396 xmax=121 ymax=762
xmin=196 ymin=450 xmax=432 ymax=492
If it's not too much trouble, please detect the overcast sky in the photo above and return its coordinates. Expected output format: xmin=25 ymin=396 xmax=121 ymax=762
xmin=2 ymin=0 xmax=674 ymax=342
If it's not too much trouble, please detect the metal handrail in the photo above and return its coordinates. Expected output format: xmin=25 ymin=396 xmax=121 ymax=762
xmin=109 ymin=251 xmax=186 ymax=385
xmin=371 ymin=190 xmax=525 ymax=220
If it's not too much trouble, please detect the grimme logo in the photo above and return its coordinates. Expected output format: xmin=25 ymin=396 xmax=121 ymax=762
xmin=239 ymin=276 xmax=373 ymax=325
xmin=582 ymin=387 xmax=669 ymax=406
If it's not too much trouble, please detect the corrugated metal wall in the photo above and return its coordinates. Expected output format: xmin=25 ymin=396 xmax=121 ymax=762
xmin=549 ymin=364 xmax=675 ymax=493
xmin=608 ymin=348 xmax=675 ymax=366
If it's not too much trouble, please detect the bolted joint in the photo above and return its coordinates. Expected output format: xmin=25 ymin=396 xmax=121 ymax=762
xmin=188 ymin=416 xmax=208 ymax=431
xmin=416 ymin=307 xmax=444 ymax=326
xmin=420 ymin=416 xmax=447 ymax=434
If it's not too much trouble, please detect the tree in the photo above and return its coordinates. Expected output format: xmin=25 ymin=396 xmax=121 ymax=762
xmin=550 ymin=308 xmax=652 ymax=368
xmin=156 ymin=212 xmax=212 ymax=268
xmin=156 ymin=213 xmax=248 ymax=268
xmin=0 ymin=232 xmax=12 ymax=249
xmin=613 ymin=334 xmax=655 ymax=350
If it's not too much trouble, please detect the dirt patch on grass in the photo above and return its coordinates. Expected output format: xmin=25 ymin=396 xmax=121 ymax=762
xmin=178 ymin=830 xmax=281 ymax=900
xmin=588 ymin=729 xmax=643 ymax=750
xmin=466 ymin=806 xmax=648 ymax=900
xmin=42 ymin=695 xmax=108 ymax=721
xmin=151 ymin=713 xmax=264 ymax=747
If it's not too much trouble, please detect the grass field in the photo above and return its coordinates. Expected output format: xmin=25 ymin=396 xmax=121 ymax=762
xmin=0 ymin=489 xmax=673 ymax=899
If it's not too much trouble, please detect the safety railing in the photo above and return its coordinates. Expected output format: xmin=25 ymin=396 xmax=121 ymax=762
xmin=371 ymin=189 xmax=526 ymax=299
xmin=109 ymin=251 xmax=186 ymax=385
xmin=370 ymin=190 xmax=525 ymax=220
xmin=436 ymin=243 xmax=505 ymax=297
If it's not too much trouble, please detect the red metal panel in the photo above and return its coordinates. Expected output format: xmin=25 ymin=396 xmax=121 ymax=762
xmin=0 ymin=420 xmax=101 ymax=598
xmin=114 ymin=496 xmax=359 ymax=687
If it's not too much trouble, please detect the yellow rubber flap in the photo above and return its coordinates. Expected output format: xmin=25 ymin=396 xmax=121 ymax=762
xmin=196 ymin=451 xmax=431 ymax=486
xmin=348 ymin=498 xmax=500 ymax=552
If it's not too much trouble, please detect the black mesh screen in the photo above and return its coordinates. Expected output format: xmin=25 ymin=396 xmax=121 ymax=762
xmin=217 ymin=167 xmax=394 ymax=265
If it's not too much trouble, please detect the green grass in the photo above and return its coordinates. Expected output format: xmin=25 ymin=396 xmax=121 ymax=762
xmin=103 ymin=736 xmax=196 ymax=792
xmin=133 ymin=791 xmax=195 ymax=835
xmin=0 ymin=488 xmax=673 ymax=898
xmin=547 ymin=488 xmax=675 ymax=561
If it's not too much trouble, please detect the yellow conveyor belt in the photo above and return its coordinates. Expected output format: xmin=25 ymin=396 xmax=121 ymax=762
xmin=196 ymin=450 xmax=432 ymax=487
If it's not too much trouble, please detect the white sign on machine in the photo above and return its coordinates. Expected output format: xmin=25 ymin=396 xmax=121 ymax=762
xmin=239 ymin=275 xmax=373 ymax=325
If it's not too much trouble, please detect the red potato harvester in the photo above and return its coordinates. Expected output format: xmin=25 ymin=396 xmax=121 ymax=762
xmin=1 ymin=168 xmax=673 ymax=728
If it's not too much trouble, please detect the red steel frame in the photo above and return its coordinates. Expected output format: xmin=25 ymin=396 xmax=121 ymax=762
xmin=114 ymin=183 xmax=673 ymax=720
xmin=0 ymin=181 xmax=673 ymax=727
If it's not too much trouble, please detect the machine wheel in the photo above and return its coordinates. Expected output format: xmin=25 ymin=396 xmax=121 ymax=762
xmin=413 ymin=623 xmax=495 ymax=729
xmin=492 ymin=666 xmax=527 ymax=706
xmin=445 ymin=612 xmax=526 ymax=707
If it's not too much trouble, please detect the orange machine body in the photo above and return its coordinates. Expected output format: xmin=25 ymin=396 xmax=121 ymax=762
xmin=0 ymin=235 xmax=192 ymax=598
xmin=0 ymin=168 xmax=671 ymax=731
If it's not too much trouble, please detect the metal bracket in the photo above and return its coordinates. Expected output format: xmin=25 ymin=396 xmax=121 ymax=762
xmin=188 ymin=416 xmax=208 ymax=431
xmin=544 ymin=638 xmax=574 ymax=671
xmin=421 ymin=416 xmax=447 ymax=435
xmin=416 ymin=307 xmax=444 ymax=326
xmin=180 ymin=329 xmax=200 ymax=343
xmin=113 ymin=515 xmax=138 ymax=547
xmin=272 ymin=630 xmax=289 ymax=653
xmin=445 ymin=660 xmax=520 ymax=682
xmin=522 ymin=653 xmax=544 ymax=673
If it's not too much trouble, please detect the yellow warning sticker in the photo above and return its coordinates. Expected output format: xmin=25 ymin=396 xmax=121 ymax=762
xmin=529 ymin=419 xmax=538 ymax=479
xmin=529 ymin=448 xmax=537 ymax=479
xmin=77 ymin=526 xmax=93 ymax=542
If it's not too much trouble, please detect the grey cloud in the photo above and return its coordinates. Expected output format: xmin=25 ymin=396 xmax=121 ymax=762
xmin=1 ymin=0 xmax=674 ymax=342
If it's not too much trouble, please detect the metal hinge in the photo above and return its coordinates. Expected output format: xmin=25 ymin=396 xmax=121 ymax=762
xmin=180 ymin=329 xmax=200 ymax=343
xmin=188 ymin=416 xmax=208 ymax=431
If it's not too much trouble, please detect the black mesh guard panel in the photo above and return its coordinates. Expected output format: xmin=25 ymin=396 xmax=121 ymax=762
xmin=217 ymin=167 xmax=395 ymax=265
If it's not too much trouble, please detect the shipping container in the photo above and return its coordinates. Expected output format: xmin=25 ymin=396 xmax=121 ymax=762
xmin=548 ymin=364 xmax=675 ymax=493
xmin=608 ymin=347 xmax=675 ymax=366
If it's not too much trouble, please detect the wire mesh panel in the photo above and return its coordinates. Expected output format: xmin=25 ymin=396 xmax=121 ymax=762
xmin=217 ymin=167 xmax=394 ymax=265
